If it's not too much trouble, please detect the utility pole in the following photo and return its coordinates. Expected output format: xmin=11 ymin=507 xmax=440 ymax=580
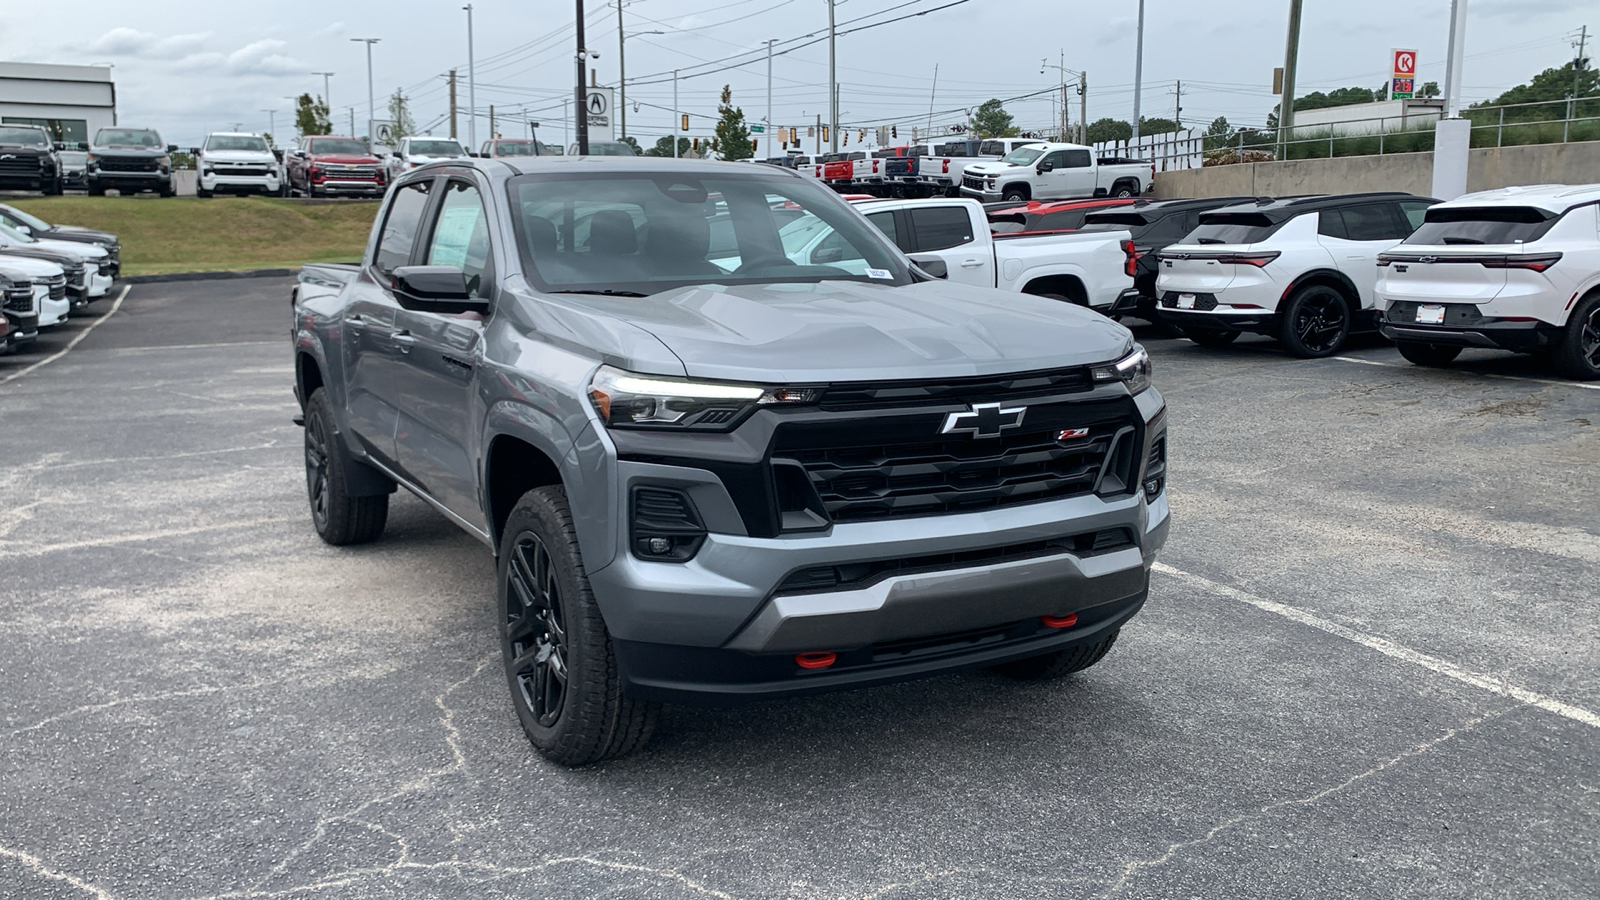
xmin=1173 ymin=80 xmax=1182 ymax=129
xmin=350 ymin=38 xmax=379 ymax=145
xmin=764 ymin=39 xmax=776 ymax=160
xmin=448 ymin=70 xmax=458 ymax=139
xmin=927 ymin=63 xmax=938 ymax=145
xmin=828 ymin=0 xmax=838 ymax=152
xmin=1279 ymin=0 xmax=1303 ymax=157
xmin=1131 ymin=0 xmax=1145 ymax=143
xmin=489 ymin=104 xmax=496 ymax=139
xmin=1433 ymin=0 xmax=1471 ymax=199
xmin=1079 ymin=72 xmax=1087 ymax=144
xmin=347 ymin=107 xmax=356 ymax=137
xmin=563 ymin=98 xmax=570 ymax=151
xmin=313 ymin=71 xmax=335 ymax=112
xmin=1573 ymin=26 xmax=1590 ymax=99
xmin=464 ymin=5 xmax=478 ymax=150
xmin=673 ymin=69 xmax=679 ymax=158
xmin=815 ymin=113 xmax=821 ymax=155
xmin=575 ymin=0 xmax=590 ymax=155
xmin=618 ymin=0 xmax=627 ymax=141
xmin=261 ymin=109 xmax=276 ymax=137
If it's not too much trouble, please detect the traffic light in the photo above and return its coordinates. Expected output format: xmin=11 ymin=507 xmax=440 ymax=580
xmin=692 ymin=137 xmax=700 ymax=153
xmin=790 ymin=127 xmax=798 ymax=143
xmin=751 ymin=138 xmax=759 ymax=153
xmin=891 ymin=125 xmax=897 ymax=139
xmin=842 ymin=129 xmax=848 ymax=145
xmin=681 ymin=114 xmax=689 ymax=132
xmin=858 ymin=129 xmax=865 ymax=142
xmin=821 ymin=125 xmax=829 ymax=142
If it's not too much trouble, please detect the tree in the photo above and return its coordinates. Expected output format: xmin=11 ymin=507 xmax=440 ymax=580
xmin=1419 ymin=81 xmax=1441 ymax=98
xmin=386 ymin=89 xmax=415 ymax=142
xmin=1202 ymin=116 xmax=1232 ymax=151
xmin=709 ymin=85 xmax=753 ymax=161
xmin=1084 ymin=117 xmax=1132 ymax=145
xmin=1138 ymin=116 xmax=1182 ymax=135
xmin=619 ymin=136 xmax=642 ymax=155
xmin=971 ymin=99 xmax=1019 ymax=138
xmin=293 ymin=93 xmax=332 ymax=137
xmin=644 ymin=136 xmax=692 ymax=157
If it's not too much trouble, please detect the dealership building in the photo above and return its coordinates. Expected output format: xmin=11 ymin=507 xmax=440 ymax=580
xmin=0 ymin=61 xmax=116 ymax=145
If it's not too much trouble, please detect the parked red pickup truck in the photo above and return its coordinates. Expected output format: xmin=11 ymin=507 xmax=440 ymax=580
xmin=284 ymin=136 xmax=387 ymax=198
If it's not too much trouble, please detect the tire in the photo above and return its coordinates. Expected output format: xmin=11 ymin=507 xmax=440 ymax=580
xmin=1395 ymin=340 xmax=1462 ymax=368
xmin=44 ymin=176 xmax=63 ymax=196
xmin=302 ymin=389 xmax=388 ymax=545
xmin=306 ymin=182 xmax=320 ymax=199
xmin=1112 ymin=180 xmax=1136 ymax=199
xmin=1553 ymin=292 xmax=1600 ymax=381
xmin=196 ymin=184 xmax=213 ymax=198
xmin=990 ymin=630 xmax=1120 ymax=680
xmin=1277 ymin=284 xmax=1352 ymax=358
xmin=1002 ymin=186 xmax=1029 ymax=202
xmin=499 ymin=485 xmax=659 ymax=766
xmin=88 ymin=183 xmax=105 ymax=197
xmin=1186 ymin=328 xmax=1239 ymax=347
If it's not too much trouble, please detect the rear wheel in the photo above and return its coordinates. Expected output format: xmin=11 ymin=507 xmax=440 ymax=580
xmin=1277 ymin=285 xmax=1351 ymax=358
xmin=1185 ymin=328 xmax=1239 ymax=347
xmin=1552 ymin=292 xmax=1600 ymax=381
xmin=303 ymin=389 xmax=388 ymax=545
xmin=1395 ymin=340 xmax=1462 ymax=368
xmin=990 ymin=630 xmax=1120 ymax=680
xmin=499 ymin=486 xmax=659 ymax=766
xmin=1111 ymin=179 xmax=1137 ymax=199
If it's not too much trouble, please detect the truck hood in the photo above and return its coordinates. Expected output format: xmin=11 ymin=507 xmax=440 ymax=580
xmin=964 ymin=161 xmax=1020 ymax=177
xmin=46 ymin=226 xmax=117 ymax=246
xmin=201 ymin=150 xmax=275 ymax=164
xmin=20 ymin=238 xmax=106 ymax=261
xmin=310 ymin=153 xmax=381 ymax=164
xmin=552 ymin=280 xmax=1132 ymax=383
xmin=0 ymin=254 xmax=65 ymax=278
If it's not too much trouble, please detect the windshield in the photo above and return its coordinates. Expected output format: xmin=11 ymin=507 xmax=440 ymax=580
xmin=410 ymin=140 xmax=464 ymax=156
xmin=581 ymin=142 xmax=637 ymax=157
xmin=493 ymin=141 xmax=540 ymax=156
xmin=1000 ymin=147 xmax=1044 ymax=166
xmin=0 ymin=223 xmax=39 ymax=244
xmin=1407 ymin=206 xmax=1560 ymax=245
xmin=511 ymin=171 xmax=909 ymax=295
xmin=205 ymin=135 xmax=269 ymax=152
xmin=0 ymin=127 xmax=49 ymax=147
xmin=0 ymin=204 xmax=50 ymax=232
xmin=95 ymin=129 xmax=161 ymax=148
xmin=308 ymin=139 xmax=369 ymax=155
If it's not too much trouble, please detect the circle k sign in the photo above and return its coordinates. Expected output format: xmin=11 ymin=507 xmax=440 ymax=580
xmin=1392 ymin=49 xmax=1418 ymax=77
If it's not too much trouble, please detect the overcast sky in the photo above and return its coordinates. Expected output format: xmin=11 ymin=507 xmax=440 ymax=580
xmin=0 ymin=0 xmax=1590 ymax=148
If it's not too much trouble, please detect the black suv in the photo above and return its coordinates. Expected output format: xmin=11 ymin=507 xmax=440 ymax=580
xmin=87 ymin=127 xmax=177 ymax=197
xmin=1079 ymin=197 xmax=1258 ymax=329
xmin=0 ymin=125 xmax=63 ymax=195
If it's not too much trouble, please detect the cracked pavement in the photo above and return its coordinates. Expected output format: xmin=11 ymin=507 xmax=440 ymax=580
xmin=1 ymin=278 xmax=1596 ymax=898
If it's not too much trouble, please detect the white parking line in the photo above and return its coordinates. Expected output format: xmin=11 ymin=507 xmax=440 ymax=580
xmin=0 ymin=284 xmax=131 ymax=386
xmin=1153 ymin=562 xmax=1600 ymax=731
xmin=1333 ymin=355 xmax=1600 ymax=391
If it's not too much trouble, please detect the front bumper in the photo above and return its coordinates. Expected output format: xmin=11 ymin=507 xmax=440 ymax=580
xmin=62 ymin=170 xmax=88 ymax=190
xmin=88 ymin=271 xmax=113 ymax=298
xmin=960 ymin=185 xmax=1002 ymax=201
xmin=201 ymin=172 xmax=281 ymax=192
xmin=312 ymin=179 xmax=384 ymax=195
xmin=37 ymin=286 xmax=69 ymax=327
xmin=0 ymin=171 xmax=57 ymax=190
xmin=90 ymin=171 xmax=171 ymax=190
xmin=3 ymin=313 xmax=39 ymax=346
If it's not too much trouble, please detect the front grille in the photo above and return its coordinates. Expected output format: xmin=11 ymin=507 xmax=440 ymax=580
xmin=0 ymin=155 xmax=46 ymax=174
xmin=776 ymin=527 xmax=1137 ymax=595
xmin=3 ymin=286 xmax=32 ymax=313
xmin=1161 ymin=292 xmax=1219 ymax=311
xmin=319 ymin=164 xmax=381 ymax=178
xmin=779 ymin=417 xmax=1131 ymax=523
xmin=99 ymin=156 xmax=160 ymax=173
xmin=963 ymin=173 xmax=986 ymax=190
xmin=98 ymin=261 xmax=112 ymax=276
xmin=213 ymin=164 xmax=273 ymax=177
xmin=820 ymin=368 xmax=1093 ymax=411
xmin=1386 ymin=301 xmax=1485 ymax=327
xmin=46 ymin=275 xmax=67 ymax=301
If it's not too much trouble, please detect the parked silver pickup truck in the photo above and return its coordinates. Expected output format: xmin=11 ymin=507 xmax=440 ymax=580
xmin=290 ymin=156 xmax=1168 ymax=765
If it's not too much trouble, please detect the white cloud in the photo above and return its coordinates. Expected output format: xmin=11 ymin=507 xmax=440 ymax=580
xmin=86 ymin=27 xmax=211 ymax=59
xmin=311 ymin=22 xmax=346 ymax=39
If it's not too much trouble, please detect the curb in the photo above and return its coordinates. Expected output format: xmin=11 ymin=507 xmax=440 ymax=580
xmin=123 ymin=268 xmax=300 ymax=285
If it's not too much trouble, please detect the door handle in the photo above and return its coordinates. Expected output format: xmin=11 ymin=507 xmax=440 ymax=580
xmin=960 ymin=259 xmax=984 ymax=268
xmin=391 ymin=330 xmax=416 ymax=353
xmin=346 ymin=314 xmax=367 ymax=330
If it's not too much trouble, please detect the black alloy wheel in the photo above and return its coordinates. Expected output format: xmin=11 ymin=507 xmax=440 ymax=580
xmin=1554 ymin=292 xmax=1600 ymax=380
xmin=1278 ymin=285 xmax=1351 ymax=358
xmin=301 ymin=388 xmax=388 ymax=544
xmin=304 ymin=408 xmax=332 ymax=533
xmin=505 ymin=532 xmax=569 ymax=728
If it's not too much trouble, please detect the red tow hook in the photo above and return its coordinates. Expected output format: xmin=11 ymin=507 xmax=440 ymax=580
xmin=795 ymin=651 xmax=837 ymax=670
xmin=1041 ymin=613 xmax=1079 ymax=629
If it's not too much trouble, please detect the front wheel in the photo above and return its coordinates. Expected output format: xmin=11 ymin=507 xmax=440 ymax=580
xmin=1002 ymin=187 xmax=1028 ymax=202
xmin=303 ymin=389 xmax=388 ymax=545
xmin=990 ymin=630 xmax=1119 ymax=680
xmin=1277 ymin=285 xmax=1351 ymax=358
xmin=1553 ymin=293 xmax=1600 ymax=380
xmin=1395 ymin=340 xmax=1462 ymax=368
xmin=500 ymin=486 xmax=659 ymax=766
xmin=196 ymin=184 xmax=213 ymax=198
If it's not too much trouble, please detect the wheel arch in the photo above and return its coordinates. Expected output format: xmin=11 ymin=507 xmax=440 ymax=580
xmin=1020 ymin=272 xmax=1089 ymax=305
xmin=295 ymin=350 xmax=324 ymax=411
xmin=1000 ymin=181 xmax=1032 ymax=201
xmin=1284 ymin=268 xmax=1362 ymax=319
xmin=483 ymin=432 xmax=568 ymax=552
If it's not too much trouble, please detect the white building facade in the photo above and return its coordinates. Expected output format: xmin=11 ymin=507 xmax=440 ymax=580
xmin=0 ymin=62 xmax=116 ymax=146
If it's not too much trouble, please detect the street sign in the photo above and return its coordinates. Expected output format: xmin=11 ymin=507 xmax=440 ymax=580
xmin=750 ymin=124 xmax=765 ymax=133
xmin=1391 ymin=49 xmax=1418 ymax=99
xmin=369 ymin=119 xmax=396 ymax=147
xmin=1391 ymin=78 xmax=1415 ymax=100
xmin=1392 ymin=49 xmax=1417 ymax=77
xmin=584 ymin=88 xmax=615 ymax=140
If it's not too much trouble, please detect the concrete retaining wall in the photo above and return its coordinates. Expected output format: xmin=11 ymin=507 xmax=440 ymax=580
xmin=1154 ymin=139 xmax=1600 ymax=199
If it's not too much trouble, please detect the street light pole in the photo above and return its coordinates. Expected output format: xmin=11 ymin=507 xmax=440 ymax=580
xmin=618 ymin=1 xmax=627 ymax=141
xmin=464 ymin=5 xmax=478 ymax=150
xmin=575 ymin=0 xmax=591 ymax=155
xmin=1131 ymin=0 xmax=1145 ymax=143
xmin=828 ymin=0 xmax=837 ymax=153
xmin=261 ymin=109 xmax=276 ymax=137
xmin=673 ymin=69 xmax=680 ymax=158
xmin=350 ymin=38 xmax=380 ymax=145
xmin=764 ymin=38 xmax=776 ymax=159
xmin=312 ymin=72 xmax=334 ymax=112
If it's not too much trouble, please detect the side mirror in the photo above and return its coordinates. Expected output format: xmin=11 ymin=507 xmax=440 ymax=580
xmin=390 ymin=265 xmax=489 ymax=314
xmin=166 ymin=144 xmax=179 ymax=153
xmin=909 ymin=254 xmax=948 ymax=279
xmin=1037 ymin=162 xmax=1054 ymax=174
xmin=812 ymin=245 xmax=846 ymax=264
xmin=293 ymin=149 xmax=307 ymax=158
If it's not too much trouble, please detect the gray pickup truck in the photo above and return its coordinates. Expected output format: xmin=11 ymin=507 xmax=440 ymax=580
xmin=291 ymin=156 xmax=1169 ymax=765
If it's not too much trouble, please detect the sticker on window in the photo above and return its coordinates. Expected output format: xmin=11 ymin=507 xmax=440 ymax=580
xmin=866 ymin=268 xmax=892 ymax=279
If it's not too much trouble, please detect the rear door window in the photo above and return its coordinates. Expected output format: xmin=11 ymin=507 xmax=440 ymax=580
xmin=1408 ymin=206 xmax=1561 ymax=245
xmin=1064 ymin=149 xmax=1092 ymax=168
xmin=374 ymin=180 xmax=435 ymax=274
xmin=865 ymin=210 xmax=912 ymax=252
xmin=1189 ymin=212 xmax=1283 ymax=245
xmin=1338 ymin=204 xmax=1408 ymax=241
xmin=909 ymin=206 xmax=975 ymax=251
xmin=1317 ymin=209 xmax=1348 ymax=239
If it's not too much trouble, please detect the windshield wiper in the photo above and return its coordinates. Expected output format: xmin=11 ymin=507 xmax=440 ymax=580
xmin=1441 ymin=237 xmax=1485 ymax=244
xmin=550 ymin=289 xmax=651 ymax=298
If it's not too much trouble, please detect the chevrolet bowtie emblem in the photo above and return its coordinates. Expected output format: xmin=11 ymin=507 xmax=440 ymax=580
xmin=940 ymin=402 xmax=1027 ymax=439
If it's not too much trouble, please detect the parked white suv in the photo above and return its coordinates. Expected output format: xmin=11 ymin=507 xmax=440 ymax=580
xmin=196 ymin=133 xmax=281 ymax=197
xmin=961 ymin=143 xmax=1153 ymax=204
xmin=383 ymin=136 xmax=469 ymax=183
xmin=1155 ymin=192 xmax=1436 ymax=357
xmin=1376 ymin=184 xmax=1600 ymax=379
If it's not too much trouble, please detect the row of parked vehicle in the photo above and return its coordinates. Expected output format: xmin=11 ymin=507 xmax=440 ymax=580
xmin=833 ymin=182 xmax=1600 ymax=379
xmin=0 ymin=202 xmax=120 ymax=353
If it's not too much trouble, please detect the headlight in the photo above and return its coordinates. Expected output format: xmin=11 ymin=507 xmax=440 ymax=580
xmin=588 ymin=365 xmax=816 ymax=430
xmin=158 ymin=155 xmax=171 ymax=169
xmin=1091 ymin=345 xmax=1152 ymax=395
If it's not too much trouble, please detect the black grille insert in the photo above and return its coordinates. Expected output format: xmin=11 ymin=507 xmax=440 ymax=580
xmin=819 ymin=367 xmax=1094 ymax=411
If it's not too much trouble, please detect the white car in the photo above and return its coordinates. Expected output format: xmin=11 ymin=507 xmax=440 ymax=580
xmin=825 ymin=197 xmax=1134 ymax=309
xmin=1377 ymin=183 xmax=1600 ymax=379
xmin=0 ymin=255 xmax=68 ymax=330
xmin=384 ymin=136 xmax=469 ymax=183
xmin=961 ymin=143 xmax=1153 ymax=204
xmin=195 ymin=132 xmax=281 ymax=197
xmin=0 ymin=222 xmax=113 ymax=299
xmin=1155 ymin=192 xmax=1436 ymax=357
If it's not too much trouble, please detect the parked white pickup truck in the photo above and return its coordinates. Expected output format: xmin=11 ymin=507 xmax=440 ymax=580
xmin=961 ymin=143 xmax=1153 ymax=203
xmin=384 ymin=136 xmax=469 ymax=182
xmin=921 ymin=139 xmax=1045 ymax=197
xmin=836 ymin=197 xmax=1134 ymax=309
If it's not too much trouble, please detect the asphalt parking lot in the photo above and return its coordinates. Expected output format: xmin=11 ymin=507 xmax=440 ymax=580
xmin=1 ymin=277 xmax=1596 ymax=899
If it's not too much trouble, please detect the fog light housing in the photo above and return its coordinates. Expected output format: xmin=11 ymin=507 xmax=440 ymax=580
xmin=630 ymin=486 xmax=706 ymax=562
